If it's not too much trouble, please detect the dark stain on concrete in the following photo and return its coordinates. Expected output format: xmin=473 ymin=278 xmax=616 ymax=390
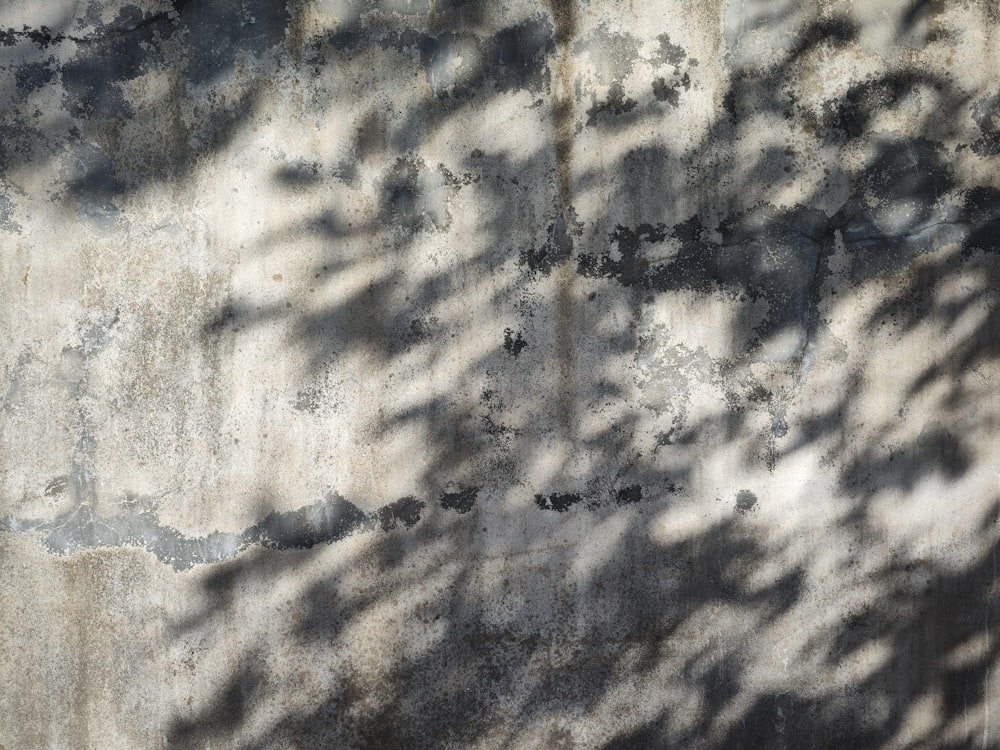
xmin=14 ymin=58 xmax=54 ymax=94
xmin=535 ymin=493 xmax=582 ymax=512
xmin=440 ymin=487 xmax=479 ymax=514
xmin=615 ymin=485 xmax=643 ymax=505
xmin=44 ymin=476 xmax=71 ymax=497
xmin=327 ymin=17 xmax=554 ymax=99
xmin=503 ymin=328 xmax=527 ymax=357
xmin=735 ymin=490 xmax=758 ymax=514
xmin=65 ymin=143 xmax=124 ymax=220
xmin=0 ymin=192 xmax=19 ymax=233
xmin=2 ymin=492 xmax=426 ymax=571
xmin=586 ymin=82 xmax=637 ymax=124
xmin=519 ymin=216 xmax=576 ymax=276
xmin=971 ymin=87 xmax=1000 ymax=156
xmin=655 ymin=33 xmax=687 ymax=72
xmin=545 ymin=0 xmax=577 ymax=47
xmin=408 ymin=316 xmax=438 ymax=345
xmin=651 ymin=76 xmax=686 ymax=105
xmin=382 ymin=155 xmax=455 ymax=232
xmin=373 ymin=496 xmax=425 ymax=531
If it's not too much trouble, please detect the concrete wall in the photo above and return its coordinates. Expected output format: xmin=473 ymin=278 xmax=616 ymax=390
xmin=2 ymin=0 xmax=999 ymax=747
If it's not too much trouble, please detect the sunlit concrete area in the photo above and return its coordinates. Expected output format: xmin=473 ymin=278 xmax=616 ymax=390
xmin=2 ymin=0 xmax=1000 ymax=747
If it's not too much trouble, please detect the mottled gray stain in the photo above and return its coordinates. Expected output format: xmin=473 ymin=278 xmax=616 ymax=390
xmin=326 ymin=17 xmax=554 ymax=98
xmin=381 ymin=155 xmax=456 ymax=232
xmin=735 ymin=489 xmax=758 ymax=514
xmin=65 ymin=143 xmax=124 ymax=220
xmin=535 ymin=492 xmax=582 ymax=512
xmin=577 ymin=205 xmax=829 ymax=358
xmin=972 ymin=88 xmax=1000 ymax=156
xmin=0 ymin=191 xmax=19 ymax=232
xmin=3 ymin=482 xmax=672 ymax=567
xmin=502 ymin=328 xmax=527 ymax=356
xmin=440 ymin=487 xmax=479 ymax=514
xmin=2 ymin=493 xmax=425 ymax=571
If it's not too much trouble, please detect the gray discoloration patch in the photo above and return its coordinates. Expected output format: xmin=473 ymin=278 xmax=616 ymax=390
xmin=572 ymin=25 xmax=640 ymax=84
xmin=503 ymin=328 xmax=527 ymax=356
xmin=168 ymin=0 xmax=289 ymax=85
xmin=440 ymin=487 xmax=479 ymax=513
xmin=586 ymin=82 xmax=637 ymax=123
xmin=655 ymin=33 xmax=687 ymax=72
xmin=615 ymin=484 xmax=643 ymax=505
xmin=735 ymin=489 xmax=758 ymax=514
xmin=382 ymin=155 xmax=457 ymax=232
xmin=0 ymin=191 xmax=19 ymax=233
xmin=14 ymin=59 xmax=54 ymax=94
xmin=535 ymin=492 xmax=582 ymax=512
xmin=327 ymin=17 xmax=553 ymax=99
xmin=64 ymin=143 xmax=123 ymax=220
xmin=2 ymin=492 xmax=426 ymax=571
xmin=651 ymin=74 xmax=689 ymax=105
xmin=578 ymin=205 xmax=829 ymax=358
xmin=43 ymin=476 xmax=71 ymax=497
xmin=972 ymin=88 xmax=1000 ymax=156
xmin=519 ymin=212 xmax=580 ymax=276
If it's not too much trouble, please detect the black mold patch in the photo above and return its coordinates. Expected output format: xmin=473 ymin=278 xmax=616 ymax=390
xmin=0 ymin=25 xmax=62 ymax=49
xmin=373 ymin=496 xmax=425 ymax=531
xmin=519 ymin=212 xmax=578 ymax=275
xmin=615 ymin=484 xmax=642 ymax=505
xmin=535 ymin=493 xmax=582 ymax=512
xmin=586 ymin=82 xmax=637 ymax=124
xmin=253 ymin=494 xmax=371 ymax=550
xmin=503 ymin=328 xmax=527 ymax=356
xmin=440 ymin=487 xmax=479 ymax=514
xmin=652 ymin=77 xmax=679 ymax=105
xmin=735 ymin=489 xmax=758 ymax=514
xmin=3 ymin=492 xmax=426 ymax=571
xmin=655 ymin=33 xmax=686 ymax=72
xmin=14 ymin=59 xmax=55 ymax=94
xmin=579 ymin=203 xmax=832 ymax=353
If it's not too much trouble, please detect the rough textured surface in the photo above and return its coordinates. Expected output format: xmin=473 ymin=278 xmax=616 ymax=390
xmin=2 ymin=1 xmax=1000 ymax=747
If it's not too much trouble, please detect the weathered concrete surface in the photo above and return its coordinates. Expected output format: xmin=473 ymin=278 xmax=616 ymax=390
xmin=2 ymin=0 xmax=1000 ymax=747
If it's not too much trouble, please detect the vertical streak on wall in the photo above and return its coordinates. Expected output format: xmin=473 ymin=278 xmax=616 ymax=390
xmin=546 ymin=0 xmax=579 ymax=453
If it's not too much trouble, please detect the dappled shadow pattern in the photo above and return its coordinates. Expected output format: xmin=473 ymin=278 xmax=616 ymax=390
xmin=3 ymin=0 xmax=1000 ymax=748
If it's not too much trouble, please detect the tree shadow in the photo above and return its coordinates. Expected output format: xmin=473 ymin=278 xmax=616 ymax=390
xmin=4 ymin=0 xmax=1000 ymax=748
